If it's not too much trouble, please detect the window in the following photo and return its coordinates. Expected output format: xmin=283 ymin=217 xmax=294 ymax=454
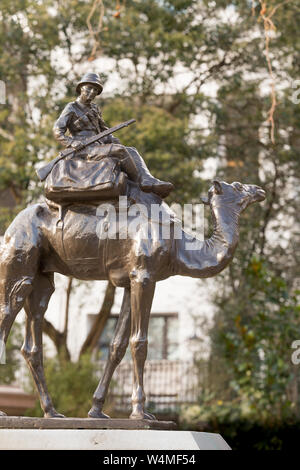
xmin=91 ymin=313 xmax=179 ymax=361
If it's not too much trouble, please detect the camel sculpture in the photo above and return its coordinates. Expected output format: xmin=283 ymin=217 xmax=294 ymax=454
xmin=0 ymin=180 xmax=265 ymax=419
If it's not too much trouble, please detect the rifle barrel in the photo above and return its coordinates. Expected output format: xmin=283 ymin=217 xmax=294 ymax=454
xmin=36 ymin=118 xmax=136 ymax=181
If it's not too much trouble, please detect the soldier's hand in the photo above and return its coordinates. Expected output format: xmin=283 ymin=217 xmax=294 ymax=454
xmin=71 ymin=140 xmax=84 ymax=150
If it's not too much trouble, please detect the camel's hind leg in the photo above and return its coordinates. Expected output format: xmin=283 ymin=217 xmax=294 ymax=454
xmin=0 ymin=305 xmax=25 ymax=416
xmin=88 ymin=287 xmax=131 ymax=419
xmin=0 ymin=266 xmax=36 ymax=416
xmin=22 ymin=273 xmax=65 ymax=418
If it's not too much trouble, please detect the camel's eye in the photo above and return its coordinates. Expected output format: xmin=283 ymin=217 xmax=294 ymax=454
xmin=233 ymin=182 xmax=243 ymax=191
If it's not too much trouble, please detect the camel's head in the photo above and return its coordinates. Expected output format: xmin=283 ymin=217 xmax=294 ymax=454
xmin=201 ymin=180 xmax=266 ymax=213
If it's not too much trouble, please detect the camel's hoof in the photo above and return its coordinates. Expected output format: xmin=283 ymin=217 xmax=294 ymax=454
xmin=88 ymin=407 xmax=110 ymax=419
xmin=130 ymin=411 xmax=156 ymax=421
xmin=0 ymin=410 xmax=7 ymax=417
xmin=44 ymin=410 xmax=65 ymax=418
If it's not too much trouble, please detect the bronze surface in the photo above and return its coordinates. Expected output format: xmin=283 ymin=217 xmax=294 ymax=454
xmin=0 ymin=180 xmax=265 ymax=420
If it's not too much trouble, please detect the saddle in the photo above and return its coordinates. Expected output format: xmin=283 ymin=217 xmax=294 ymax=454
xmin=44 ymin=156 xmax=127 ymax=203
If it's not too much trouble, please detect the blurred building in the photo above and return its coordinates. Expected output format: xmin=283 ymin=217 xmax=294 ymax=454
xmin=0 ymin=385 xmax=35 ymax=416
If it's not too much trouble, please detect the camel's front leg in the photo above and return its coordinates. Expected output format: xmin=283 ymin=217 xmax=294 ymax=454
xmin=130 ymin=273 xmax=156 ymax=420
xmin=88 ymin=288 xmax=131 ymax=418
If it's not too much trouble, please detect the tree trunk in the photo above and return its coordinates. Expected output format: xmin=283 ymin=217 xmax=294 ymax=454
xmin=42 ymin=277 xmax=73 ymax=363
xmin=43 ymin=318 xmax=71 ymax=363
xmin=79 ymin=281 xmax=116 ymax=357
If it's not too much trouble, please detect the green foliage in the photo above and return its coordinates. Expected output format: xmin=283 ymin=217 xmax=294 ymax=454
xmin=185 ymin=259 xmax=300 ymax=433
xmin=192 ymin=0 xmax=300 ymax=429
xmin=215 ymin=260 xmax=300 ymax=421
xmin=180 ymin=406 xmax=300 ymax=450
xmin=102 ymin=98 xmax=201 ymax=202
xmin=25 ymin=354 xmax=99 ymax=418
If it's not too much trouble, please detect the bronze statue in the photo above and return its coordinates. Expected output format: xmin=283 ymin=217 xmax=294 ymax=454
xmin=37 ymin=118 xmax=136 ymax=182
xmin=41 ymin=72 xmax=174 ymax=201
xmin=0 ymin=178 xmax=265 ymax=419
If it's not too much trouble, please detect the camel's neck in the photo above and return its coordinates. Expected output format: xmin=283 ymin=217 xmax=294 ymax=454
xmin=173 ymin=203 xmax=240 ymax=278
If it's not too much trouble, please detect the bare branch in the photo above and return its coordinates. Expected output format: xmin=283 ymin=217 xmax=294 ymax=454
xmin=259 ymin=156 xmax=279 ymax=256
xmin=63 ymin=277 xmax=73 ymax=337
xmin=43 ymin=317 xmax=71 ymax=362
xmin=80 ymin=281 xmax=116 ymax=357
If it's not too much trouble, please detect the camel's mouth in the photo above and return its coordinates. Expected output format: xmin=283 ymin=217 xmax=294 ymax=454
xmin=245 ymin=184 xmax=266 ymax=203
xmin=254 ymin=188 xmax=266 ymax=202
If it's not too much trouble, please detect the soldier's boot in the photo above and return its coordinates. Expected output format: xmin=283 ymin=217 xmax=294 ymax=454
xmin=126 ymin=147 xmax=174 ymax=198
xmin=112 ymin=145 xmax=174 ymax=198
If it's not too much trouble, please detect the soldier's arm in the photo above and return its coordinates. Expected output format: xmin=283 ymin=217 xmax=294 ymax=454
xmin=95 ymin=105 xmax=121 ymax=144
xmin=53 ymin=103 xmax=75 ymax=147
xmin=96 ymin=106 xmax=109 ymax=131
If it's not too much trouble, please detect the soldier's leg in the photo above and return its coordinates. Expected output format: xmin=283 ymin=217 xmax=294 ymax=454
xmin=87 ymin=144 xmax=140 ymax=182
xmin=88 ymin=143 xmax=174 ymax=197
xmin=111 ymin=145 xmax=140 ymax=183
xmin=111 ymin=145 xmax=174 ymax=198
xmin=126 ymin=147 xmax=158 ymax=181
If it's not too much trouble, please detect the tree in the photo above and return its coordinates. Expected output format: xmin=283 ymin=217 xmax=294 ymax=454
xmin=199 ymin=1 xmax=300 ymax=424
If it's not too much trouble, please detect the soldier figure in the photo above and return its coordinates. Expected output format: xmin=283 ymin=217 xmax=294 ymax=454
xmin=52 ymin=72 xmax=174 ymax=198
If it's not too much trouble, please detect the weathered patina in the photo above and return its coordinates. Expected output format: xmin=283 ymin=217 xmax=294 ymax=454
xmin=0 ymin=179 xmax=265 ymax=420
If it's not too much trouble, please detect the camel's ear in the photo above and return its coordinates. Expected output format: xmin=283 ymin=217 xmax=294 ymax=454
xmin=212 ymin=180 xmax=223 ymax=195
xmin=201 ymin=196 xmax=209 ymax=205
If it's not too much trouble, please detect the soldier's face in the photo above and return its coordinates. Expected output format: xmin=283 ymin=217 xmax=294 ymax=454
xmin=80 ymin=84 xmax=99 ymax=104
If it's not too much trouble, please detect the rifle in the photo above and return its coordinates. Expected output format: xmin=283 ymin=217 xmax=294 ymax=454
xmin=36 ymin=118 xmax=136 ymax=182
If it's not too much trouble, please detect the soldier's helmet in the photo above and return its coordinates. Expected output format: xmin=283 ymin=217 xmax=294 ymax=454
xmin=76 ymin=72 xmax=103 ymax=95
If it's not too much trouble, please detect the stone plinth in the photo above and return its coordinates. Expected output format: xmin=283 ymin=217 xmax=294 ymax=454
xmin=0 ymin=416 xmax=176 ymax=430
xmin=0 ymin=417 xmax=231 ymax=450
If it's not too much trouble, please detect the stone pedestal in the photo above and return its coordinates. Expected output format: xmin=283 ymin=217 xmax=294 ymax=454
xmin=0 ymin=417 xmax=231 ymax=450
xmin=0 ymin=416 xmax=176 ymax=430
